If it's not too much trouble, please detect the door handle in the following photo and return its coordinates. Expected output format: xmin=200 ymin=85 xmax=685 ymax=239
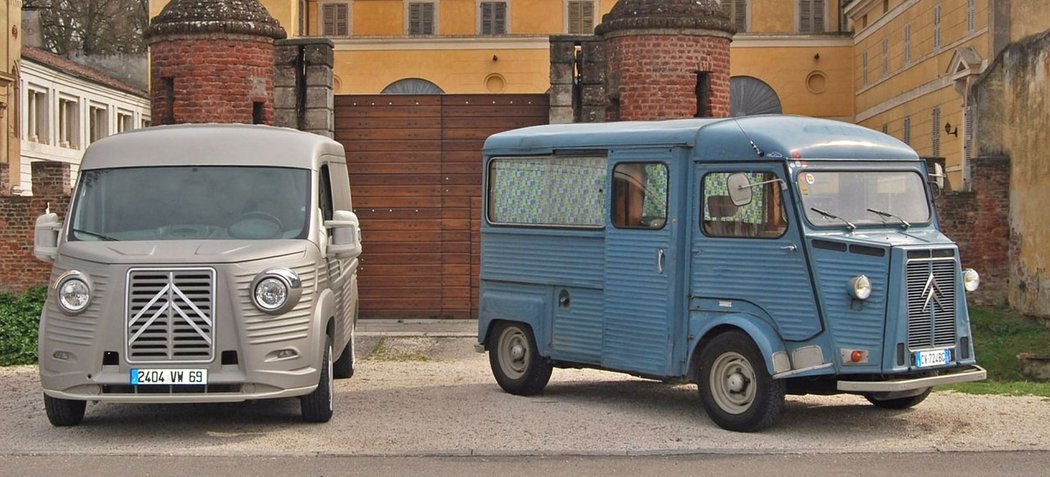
xmin=781 ymin=244 xmax=798 ymax=252
xmin=657 ymin=249 xmax=666 ymax=274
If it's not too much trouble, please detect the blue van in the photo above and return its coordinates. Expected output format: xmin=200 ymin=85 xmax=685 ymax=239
xmin=476 ymin=116 xmax=985 ymax=432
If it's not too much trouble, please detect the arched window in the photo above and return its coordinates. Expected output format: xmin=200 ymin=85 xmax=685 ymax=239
xmin=729 ymin=76 xmax=782 ymax=117
xmin=380 ymin=78 xmax=445 ymax=95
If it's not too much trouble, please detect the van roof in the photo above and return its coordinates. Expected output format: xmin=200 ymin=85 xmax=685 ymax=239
xmin=79 ymin=123 xmax=345 ymax=170
xmin=483 ymin=115 xmax=919 ymax=162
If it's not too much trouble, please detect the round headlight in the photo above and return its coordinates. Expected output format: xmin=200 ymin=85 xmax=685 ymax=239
xmin=251 ymin=268 xmax=302 ymax=314
xmin=963 ymin=268 xmax=980 ymax=292
xmin=848 ymin=275 xmax=872 ymax=300
xmin=55 ymin=271 xmax=92 ymax=314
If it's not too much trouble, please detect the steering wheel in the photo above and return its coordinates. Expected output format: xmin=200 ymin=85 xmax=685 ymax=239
xmin=237 ymin=211 xmax=283 ymax=229
xmin=229 ymin=211 xmax=284 ymax=239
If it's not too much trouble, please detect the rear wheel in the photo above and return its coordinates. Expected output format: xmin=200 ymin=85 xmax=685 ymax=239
xmin=43 ymin=394 xmax=85 ymax=427
xmin=698 ymin=331 xmax=785 ymax=432
xmin=865 ymin=388 xmax=932 ymax=409
xmin=301 ymin=336 xmax=334 ymax=422
xmin=488 ymin=322 xmax=552 ymax=396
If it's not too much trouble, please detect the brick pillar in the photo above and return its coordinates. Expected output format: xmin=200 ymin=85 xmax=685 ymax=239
xmin=549 ymin=36 xmax=577 ymax=124
xmin=274 ymin=38 xmax=335 ymax=137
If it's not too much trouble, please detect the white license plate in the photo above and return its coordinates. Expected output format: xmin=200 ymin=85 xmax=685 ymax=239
xmin=914 ymin=349 xmax=951 ymax=368
xmin=130 ymin=368 xmax=208 ymax=385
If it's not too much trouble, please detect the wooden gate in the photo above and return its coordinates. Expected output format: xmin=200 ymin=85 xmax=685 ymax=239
xmin=336 ymin=94 xmax=549 ymax=319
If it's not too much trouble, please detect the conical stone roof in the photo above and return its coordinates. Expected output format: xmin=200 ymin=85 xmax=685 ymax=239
xmin=595 ymin=0 xmax=734 ymax=35
xmin=146 ymin=0 xmax=287 ymax=41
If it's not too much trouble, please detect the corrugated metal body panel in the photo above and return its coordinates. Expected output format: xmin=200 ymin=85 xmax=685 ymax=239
xmin=237 ymin=263 xmax=317 ymax=345
xmin=44 ymin=265 xmax=106 ymax=347
xmin=691 ymin=240 xmax=821 ymax=341
xmin=811 ymin=245 xmax=889 ymax=358
xmin=550 ymin=287 xmax=604 ymax=363
xmin=602 ymin=230 xmax=674 ymax=375
xmin=480 ymin=232 xmax=604 ymax=287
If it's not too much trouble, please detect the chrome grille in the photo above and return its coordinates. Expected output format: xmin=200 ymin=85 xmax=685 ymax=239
xmin=906 ymin=255 xmax=957 ymax=349
xmin=126 ymin=268 xmax=215 ymax=363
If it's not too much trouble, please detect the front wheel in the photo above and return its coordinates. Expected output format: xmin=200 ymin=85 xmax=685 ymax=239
xmin=301 ymin=336 xmax=334 ymax=422
xmin=698 ymin=331 xmax=785 ymax=432
xmin=488 ymin=322 xmax=552 ymax=396
xmin=333 ymin=326 xmax=355 ymax=379
xmin=865 ymin=388 xmax=932 ymax=409
xmin=44 ymin=394 xmax=86 ymax=427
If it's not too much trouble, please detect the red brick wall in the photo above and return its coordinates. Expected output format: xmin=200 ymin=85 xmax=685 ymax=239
xmin=605 ymin=33 xmax=731 ymax=120
xmin=935 ymin=156 xmax=1010 ymax=305
xmin=0 ymin=162 xmax=72 ymax=293
xmin=150 ymin=35 xmax=275 ymax=125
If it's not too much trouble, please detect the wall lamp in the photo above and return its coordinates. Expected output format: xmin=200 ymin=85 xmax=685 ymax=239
xmin=944 ymin=122 xmax=958 ymax=137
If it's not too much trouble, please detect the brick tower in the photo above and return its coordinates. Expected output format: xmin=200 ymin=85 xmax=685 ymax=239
xmin=145 ymin=0 xmax=287 ymax=125
xmin=593 ymin=0 xmax=734 ymax=120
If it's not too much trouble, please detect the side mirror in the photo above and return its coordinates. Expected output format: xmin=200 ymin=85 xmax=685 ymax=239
xmin=324 ymin=210 xmax=362 ymax=259
xmin=34 ymin=213 xmax=62 ymax=263
xmin=726 ymin=173 xmax=754 ymax=207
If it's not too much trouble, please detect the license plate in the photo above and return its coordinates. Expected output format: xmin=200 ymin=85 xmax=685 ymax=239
xmin=914 ymin=349 xmax=951 ymax=368
xmin=130 ymin=368 xmax=208 ymax=385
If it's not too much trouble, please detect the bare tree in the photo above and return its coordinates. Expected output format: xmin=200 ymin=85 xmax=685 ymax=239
xmin=26 ymin=0 xmax=149 ymax=55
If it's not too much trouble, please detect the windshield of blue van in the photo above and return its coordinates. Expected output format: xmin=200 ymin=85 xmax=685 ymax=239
xmin=69 ymin=166 xmax=311 ymax=241
xmin=797 ymin=170 xmax=930 ymax=228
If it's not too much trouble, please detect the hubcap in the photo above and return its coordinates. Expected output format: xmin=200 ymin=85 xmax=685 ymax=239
xmin=497 ymin=327 xmax=530 ymax=379
xmin=709 ymin=351 xmax=756 ymax=415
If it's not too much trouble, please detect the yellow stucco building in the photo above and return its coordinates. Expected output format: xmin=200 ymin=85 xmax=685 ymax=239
xmin=0 ymin=0 xmax=21 ymax=193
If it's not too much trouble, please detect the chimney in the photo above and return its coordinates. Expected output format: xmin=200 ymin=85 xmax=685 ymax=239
xmin=21 ymin=6 xmax=44 ymax=49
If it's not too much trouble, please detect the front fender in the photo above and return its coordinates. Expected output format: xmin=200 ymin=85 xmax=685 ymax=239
xmin=311 ymin=287 xmax=335 ymax=363
xmin=689 ymin=312 xmax=789 ymax=376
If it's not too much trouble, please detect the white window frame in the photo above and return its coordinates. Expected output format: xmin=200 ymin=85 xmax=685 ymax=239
xmin=796 ymin=0 xmax=826 ymax=34
xmin=318 ymin=1 xmax=351 ymax=37
xmin=26 ymin=86 xmax=49 ymax=144
xmin=58 ymin=95 xmax=80 ymax=149
xmin=564 ymin=0 xmax=596 ymax=34
xmin=117 ymin=109 xmax=134 ymax=134
xmin=477 ymin=0 xmax=509 ymax=35
xmin=141 ymin=116 xmax=151 ymax=129
xmin=405 ymin=1 xmax=438 ymax=35
xmin=88 ymin=103 xmax=108 ymax=144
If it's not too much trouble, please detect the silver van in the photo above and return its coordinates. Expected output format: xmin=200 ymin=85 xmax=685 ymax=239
xmin=33 ymin=124 xmax=362 ymax=426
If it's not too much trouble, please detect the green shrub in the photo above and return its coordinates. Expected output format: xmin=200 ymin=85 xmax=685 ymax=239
xmin=0 ymin=287 xmax=47 ymax=366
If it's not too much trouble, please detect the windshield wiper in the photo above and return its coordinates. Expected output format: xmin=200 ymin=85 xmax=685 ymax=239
xmin=810 ymin=207 xmax=856 ymax=231
xmin=866 ymin=208 xmax=911 ymax=229
xmin=72 ymin=228 xmax=119 ymax=241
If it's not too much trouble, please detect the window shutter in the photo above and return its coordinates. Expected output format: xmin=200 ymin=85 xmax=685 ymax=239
xmin=424 ymin=3 xmax=434 ymax=34
xmin=495 ymin=2 xmax=506 ymax=34
xmin=812 ymin=0 xmax=825 ymax=33
xmin=481 ymin=3 xmax=492 ymax=34
xmin=582 ymin=1 xmax=593 ymax=31
xmin=735 ymin=0 xmax=747 ymax=32
xmin=410 ymin=4 xmax=420 ymax=33
xmin=323 ymin=4 xmax=336 ymax=36
xmin=932 ymin=107 xmax=941 ymax=157
xmin=799 ymin=0 xmax=811 ymax=32
xmin=568 ymin=1 xmax=581 ymax=33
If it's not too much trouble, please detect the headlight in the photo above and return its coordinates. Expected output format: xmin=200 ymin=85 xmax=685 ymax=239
xmin=55 ymin=271 xmax=92 ymax=314
xmin=848 ymin=275 xmax=872 ymax=300
xmin=963 ymin=268 xmax=980 ymax=292
xmin=251 ymin=268 xmax=302 ymax=314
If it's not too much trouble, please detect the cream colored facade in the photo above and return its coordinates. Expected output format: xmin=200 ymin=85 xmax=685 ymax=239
xmin=1 ymin=1 xmax=20 ymax=194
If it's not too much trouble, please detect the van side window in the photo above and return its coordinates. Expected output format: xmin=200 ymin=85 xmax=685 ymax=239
xmin=612 ymin=163 xmax=668 ymax=229
xmin=488 ymin=156 xmax=606 ymax=227
xmin=702 ymin=171 xmax=787 ymax=238
xmin=319 ymin=165 xmax=334 ymax=221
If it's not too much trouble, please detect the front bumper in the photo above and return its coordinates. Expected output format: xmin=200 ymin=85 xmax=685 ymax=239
xmin=836 ymin=365 xmax=986 ymax=393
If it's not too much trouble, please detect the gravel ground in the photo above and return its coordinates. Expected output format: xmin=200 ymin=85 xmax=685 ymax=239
xmin=3 ymin=336 xmax=1049 ymax=457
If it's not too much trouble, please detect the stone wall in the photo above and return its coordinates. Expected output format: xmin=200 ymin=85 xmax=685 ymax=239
xmin=273 ymin=38 xmax=335 ymax=137
xmin=0 ymin=162 xmax=72 ymax=293
xmin=972 ymin=30 xmax=1050 ymax=318
xmin=150 ymin=35 xmax=276 ymax=125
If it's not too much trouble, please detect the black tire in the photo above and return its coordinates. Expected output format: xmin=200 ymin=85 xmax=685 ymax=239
xmin=333 ymin=330 xmax=355 ymax=379
xmin=43 ymin=394 xmax=86 ymax=427
xmin=488 ymin=322 xmax=552 ymax=396
xmin=698 ymin=331 xmax=785 ymax=432
xmin=865 ymin=388 xmax=932 ymax=410
xmin=301 ymin=336 xmax=334 ymax=423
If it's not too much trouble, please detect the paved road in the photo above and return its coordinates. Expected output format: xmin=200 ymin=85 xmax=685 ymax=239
xmin=3 ymin=331 xmax=1049 ymax=475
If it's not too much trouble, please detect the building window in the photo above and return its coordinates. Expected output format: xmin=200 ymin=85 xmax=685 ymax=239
xmin=117 ymin=111 xmax=133 ymax=134
xmin=566 ymin=0 xmax=594 ymax=34
xmin=321 ymin=3 xmax=350 ymax=36
xmin=141 ymin=117 xmax=151 ymax=129
xmin=695 ymin=72 xmax=711 ymax=118
xmin=882 ymin=38 xmax=889 ymax=77
xmin=903 ymin=24 xmax=911 ymax=65
xmin=27 ymin=88 xmax=48 ymax=144
xmin=89 ymin=104 xmax=107 ymax=144
xmin=933 ymin=4 xmax=941 ymax=50
xmin=862 ymin=51 xmax=868 ymax=86
xmin=966 ymin=0 xmax=976 ymax=32
xmin=903 ymin=116 xmax=911 ymax=145
xmin=798 ymin=0 xmax=825 ymax=33
xmin=407 ymin=2 xmax=435 ymax=35
xmin=58 ymin=97 xmax=79 ymax=149
xmin=479 ymin=1 xmax=507 ymax=35
xmin=931 ymin=107 xmax=941 ymax=157
xmin=720 ymin=0 xmax=748 ymax=32
xmin=299 ymin=0 xmax=307 ymax=35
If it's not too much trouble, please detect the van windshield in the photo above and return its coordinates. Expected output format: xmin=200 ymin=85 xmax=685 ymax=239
xmin=797 ymin=170 xmax=930 ymax=228
xmin=69 ymin=166 xmax=311 ymax=241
